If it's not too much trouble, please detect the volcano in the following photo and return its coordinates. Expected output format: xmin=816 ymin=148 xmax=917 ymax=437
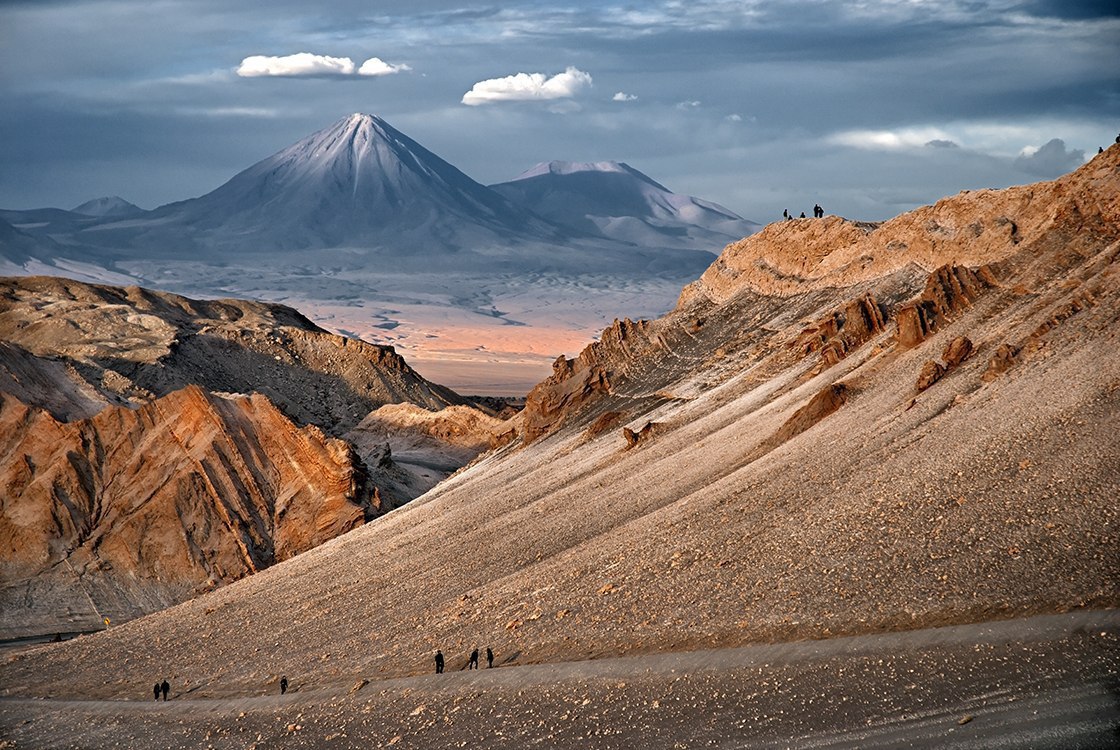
xmin=86 ymin=114 xmax=566 ymax=256
xmin=491 ymin=160 xmax=760 ymax=251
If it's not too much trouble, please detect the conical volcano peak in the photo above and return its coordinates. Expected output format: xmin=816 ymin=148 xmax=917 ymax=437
xmin=139 ymin=111 xmax=561 ymax=251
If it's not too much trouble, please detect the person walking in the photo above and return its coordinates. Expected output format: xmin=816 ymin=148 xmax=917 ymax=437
xmin=280 ymin=676 xmax=288 ymax=695
xmin=153 ymin=682 xmax=160 ymax=701
xmin=468 ymin=648 xmax=479 ymax=670
xmin=160 ymin=679 xmax=170 ymax=701
xmin=435 ymin=650 xmax=445 ymax=674
xmin=486 ymin=647 xmax=494 ymax=669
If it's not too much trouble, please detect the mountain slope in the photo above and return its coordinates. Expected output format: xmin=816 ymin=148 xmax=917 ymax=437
xmin=0 ymin=276 xmax=498 ymax=637
xmin=71 ymin=196 xmax=143 ymax=219
xmin=491 ymin=160 xmax=760 ymax=250
xmin=2 ymin=146 xmax=1115 ymax=700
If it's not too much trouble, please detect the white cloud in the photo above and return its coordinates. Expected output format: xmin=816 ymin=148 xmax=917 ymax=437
xmin=236 ymin=53 xmax=356 ymax=77
xmin=613 ymin=92 xmax=638 ymax=102
xmin=175 ymin=106 xmax=280 ymax=118
xmin=358 ymin=57 xmax=411 ymax=77
xmin=676 ymin=100 xmax=701 ymax=109
xmin=461 ymin=66 xmax=592 ymax=106
xmin=726 ymin=113 xmax=743 ymax=122
xmin=827 ymin=127 xmax=954 ymax=151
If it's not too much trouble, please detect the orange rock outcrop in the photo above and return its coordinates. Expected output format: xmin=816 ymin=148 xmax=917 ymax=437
xmin=0 ymin=385 xmax=374 ymax=638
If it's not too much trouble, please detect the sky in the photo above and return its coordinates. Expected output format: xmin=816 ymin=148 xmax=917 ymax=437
xmin=0 ymin=0 xmax=1117 ymax=223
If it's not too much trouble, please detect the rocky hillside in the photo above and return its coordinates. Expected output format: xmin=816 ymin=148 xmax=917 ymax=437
xmin=0 ymin=275 xmax=462 ymax=432
xmin=345 ymin=403 xmax=511 ymax=502
xmin=0 ymin=277 xmax=495 ymax=638
xmin=1 ymin=147 xmax=1116 ymax=701
xmin=0 ymin=386 xmax=374 ymax=640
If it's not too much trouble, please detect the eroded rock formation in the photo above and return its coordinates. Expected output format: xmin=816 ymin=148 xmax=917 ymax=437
xmin=0 ymin=386 xmax=374 ymax=638
xmin=896 ymin=265 xmax=998 ymax=349
xmin=521 ymin=318 xmax=659 ymax=443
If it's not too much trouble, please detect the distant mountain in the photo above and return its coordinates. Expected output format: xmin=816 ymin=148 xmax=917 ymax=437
xmin=0 ymin=217 xmax=69 ymax=265
xmin=491 ymin=160 xmax=760 ymax=251
xmin=89 ymin=113 xmax=566 ymax=257
xmin=71 ymin=195 xmax=144 ymax=219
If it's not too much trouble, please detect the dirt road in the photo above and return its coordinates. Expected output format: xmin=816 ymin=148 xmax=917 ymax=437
xmin=2 ymin=609 xmax=1117 ymax=749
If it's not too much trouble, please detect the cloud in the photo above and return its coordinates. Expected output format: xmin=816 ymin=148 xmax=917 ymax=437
xmin=461 ymin=66 xmax=592 ymax=106
xmin=236 ymin=53 xmax=356 ymax=77
xmin=828 ymin=127 xmax=954 ymax=151
xmin=726 ymin=113 xmax=743 ymax=122
xmin=675 ymin=100 xmax=701 ymax=110
xmin=358 ymin=57 xmax=411 ymax=77
xmin=1014 ymin=138 xmax=1085 ymax=176
xmin=613 ymin=92 xmax=638 ymax=102
xmin=925 ymin=139 xmax=960 ymax=148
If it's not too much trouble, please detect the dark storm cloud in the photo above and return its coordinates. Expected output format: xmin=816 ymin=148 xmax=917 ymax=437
xmin=1023 ymin=1 xmax=1120 ymax=20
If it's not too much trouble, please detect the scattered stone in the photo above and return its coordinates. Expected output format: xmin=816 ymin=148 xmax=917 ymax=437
xmin=942 ymin=336 xmax=974 ymax=366
xmin=916 ymin=361 xmax=947 ymax=392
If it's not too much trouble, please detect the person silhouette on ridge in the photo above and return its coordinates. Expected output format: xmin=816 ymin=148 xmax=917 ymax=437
xmin=160 ymin=679 xmax=170 ymax=701
xmin=280 ymin=676 xmax=288 ymax=695
xmin=153 ymin=682 xmax=160 ymax=701
xmin=468 ymin=648 xmax=479 ymax=670
xmin=486 ymin=646 xmax=494 ymax=668
xmin=435 ymin=650 xmax=444 ymax=674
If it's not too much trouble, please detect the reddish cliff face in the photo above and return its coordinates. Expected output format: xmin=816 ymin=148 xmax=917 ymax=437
xmin=0 ymin=277 xmax=501 ymax=638
xmin=0 ymin=385 xmax=373 ymax=638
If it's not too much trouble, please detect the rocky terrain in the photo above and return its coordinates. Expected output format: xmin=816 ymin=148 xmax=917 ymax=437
xmin=0 ymin=275 xmax=461 ymax=432
xmin=0 ymin=146 xmax=1117 ymax=747
xmin=345 ymin=403 xmax=510 ymax=502
xmin=0 ymin=277 xmax=505 ymax=638
xmin=0 ymin=386 xmax=375 ymax=640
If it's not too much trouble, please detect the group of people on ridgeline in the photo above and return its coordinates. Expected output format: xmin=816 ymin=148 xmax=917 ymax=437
xmin=783 ymin=204 xmax=825 ymax=220
xmin=434 ymin=646 xmax=494 ymax=673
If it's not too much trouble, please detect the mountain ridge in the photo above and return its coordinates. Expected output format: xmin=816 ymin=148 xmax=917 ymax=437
xmin=491 ymin=158 xmax=760 ymax=251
